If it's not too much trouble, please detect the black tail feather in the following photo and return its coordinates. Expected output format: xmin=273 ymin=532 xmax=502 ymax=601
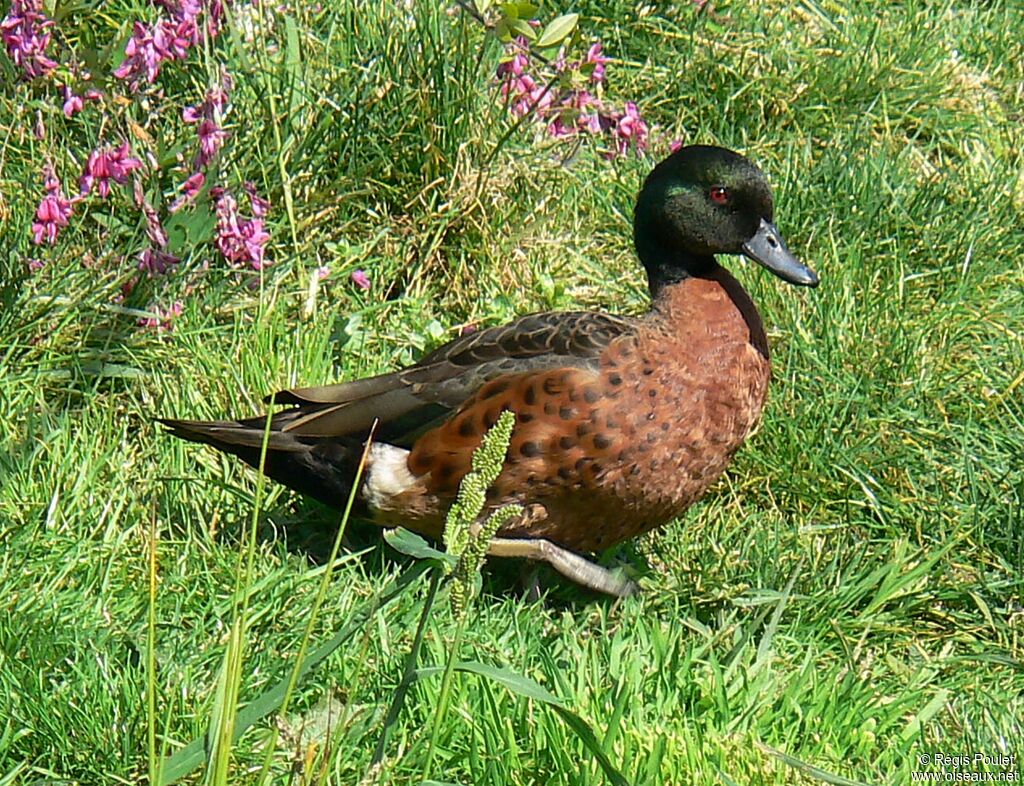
xmin=158 ymin=418 xmax=364 ymax=510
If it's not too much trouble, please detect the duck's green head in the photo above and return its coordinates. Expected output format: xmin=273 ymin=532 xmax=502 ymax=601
xmin=633 ymin=145 xmax=818 ymax=293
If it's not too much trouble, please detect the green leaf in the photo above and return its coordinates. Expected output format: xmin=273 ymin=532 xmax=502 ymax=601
xmin=425 ymin=319 xmax=446 ymax=341
xmin=78 ymin=361 xmax=147 ymax=379
xmin=283 ymin=15 xmax=302 ymax=125
xmin=549 ymin=704 xmax=632 ymax=786
xmin=384 ymin=528 xmax=456 ymax=567
xmin=87 ymin=211 xmax=130 ymax=232
xmin=284 ymin=15 xmax=301 ymax=71
xmin=900 ymin=688 xmax=950 ymax=743
xmin=507 ymin=16 xmax=537 ymax=40
xmin=536 ymin=13 xmax=578 ymax=48
xmin=758 ymin=743 xmax=875 ymax=786
xmin=499 ymin=2 xmax=538 ymax=20
xmin=165 ymin=203 xmax=215 ymax=253
xmin=460 ymin=661 xmax=562 ymax=704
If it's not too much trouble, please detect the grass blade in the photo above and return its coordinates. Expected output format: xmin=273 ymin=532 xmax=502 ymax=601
xmin=412 ymin=662 xmax=631 ymax=786
xmin=159 ymin=561 xmax=431 ymax=785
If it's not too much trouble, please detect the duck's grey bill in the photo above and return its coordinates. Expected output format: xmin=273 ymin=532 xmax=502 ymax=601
xmin=742 ymin=218 xmax=819 ymax=287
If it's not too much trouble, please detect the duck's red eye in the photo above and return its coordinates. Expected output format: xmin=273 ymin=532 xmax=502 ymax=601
xmin=709 ymin=186 xmax=730 ymax=205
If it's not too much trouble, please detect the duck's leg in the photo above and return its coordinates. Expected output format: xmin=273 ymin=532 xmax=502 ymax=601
xmin=518 ymin=562 xmax=544 ymax=603
xmin=487 ymin=537 xmax=637 ymax=598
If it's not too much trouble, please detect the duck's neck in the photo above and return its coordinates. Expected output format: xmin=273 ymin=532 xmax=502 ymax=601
xmin=643 ymin=254 xmax=770 ymax=361
xmin=635 ymin=235 xmax=717 ymax=299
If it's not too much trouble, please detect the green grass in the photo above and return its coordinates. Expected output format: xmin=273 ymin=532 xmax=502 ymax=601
xmin=2 ymin=0 xmax=1023 ymax=784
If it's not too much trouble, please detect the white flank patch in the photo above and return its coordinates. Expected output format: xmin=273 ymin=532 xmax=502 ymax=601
xmin=362 ymin=443 xmax=417 ymax=511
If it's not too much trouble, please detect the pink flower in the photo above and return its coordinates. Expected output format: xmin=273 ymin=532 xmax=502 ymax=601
xmin=315 ymin=265 xmax=330 ymax=280
xmin=196 ymin=118 xmax=227 ymax=162
xmin=168 ymin=171 xmax=205 ymax=213
xmin=182 ymin=86 xmax=230 ymax=125
xmin=156 ymin=0 xmax=224 ymax=42
xmin=32 ymin=191 xmax=72 ymax=245
xmin=184 ymin=83 xmax=231 ymax=168
xmin=350 ymin=269 xmax=371 ymax=290
xmin=134 ymin=187 xmax=179 ymax=276
xmin=206 ymin=84 xmax=230 ymax=112
xmin=609 ymin=102 xmax=649 ymax=157
xmin=113 ymin=17 xmax=194 ymax=89
xmin=205 ymin=0 xmax=226 ymax=39
xmin=669 ymin=138 xmax=684 ymax=153
xmin=27 ymin=258 xmax=45 ymax=272
xmin=139 ymin=301 xmax=183 ymax=331
xmin=114 ymin=22 xmax=165 ymax=87
xmin=80 ymin=142 xmax=143 ymax=198
xmin=160 ymin=18 xmax=194 ymax=59
xmin=214 ymin=189 xmax=271 ymax=270
xmin=118 ymin=276 xmax=139 ymax=302
xmin=156 ymin=0 xmax=203 ymax=31
xmin=62 ymin=86 xmax=84 ymax=117
xmin=584 ymin=42 xmax=608 ymax=83
xmin=140 ymin=201 xmax=169 ymax=249
xmin=84 ymin=88 xmax=103 ymax=101
xmin=548 ymin=89 xmax=602 ymax=138
xmin=31 ymin=166 xmax=74 ymax=245
xmin=238 ymin=219 xmax=271 ymax=270
xmin=554 ymin=47 xmax=572 ymax=73
xmin=500 ymin=72 xmax=554 ymax=119
xmin=492 ymin=35 xmax=652 ymax=158
xmin=243 ymin=181 xmax=270 ymax=218
xmin=1 ymin=0 xmax=58 ymax=80
xmin=497 ymin=37 xmax=554 ymax=119
xmin=496 ymin=40 xmax=528 ymax=78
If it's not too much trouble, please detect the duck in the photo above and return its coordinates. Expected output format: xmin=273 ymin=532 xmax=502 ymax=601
xmin=161 ymin=145 xmax=818 ymax=597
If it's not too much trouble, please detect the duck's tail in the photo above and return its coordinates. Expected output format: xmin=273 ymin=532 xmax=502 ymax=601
xmin=158 ymin=418 xmax=364 ymax=509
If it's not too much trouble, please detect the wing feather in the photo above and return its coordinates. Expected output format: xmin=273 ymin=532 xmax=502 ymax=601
xmin=263 ymin=311 xmax=637 ymax=444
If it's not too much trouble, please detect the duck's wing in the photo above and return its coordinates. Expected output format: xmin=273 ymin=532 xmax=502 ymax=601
xmin=262 ymin=310 xmax=639 ymax=446
xmin=160 ymin=310 xmax=638 ymax=509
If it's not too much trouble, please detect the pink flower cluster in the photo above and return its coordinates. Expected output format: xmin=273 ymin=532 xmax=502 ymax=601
xmin=497 ymin=38 xmax=649 ymax=157
xmin=136 ymin=180 xmax=180 ymax=276
xmin=80 ymin=142 xmax=143 ymax=198
xmin=183 ymin=83 xmax=230 ymax=168
xmin=171 ymin=73 xmax=273 ymax=271
xmin=61 ymin=85 xmax=103 ymax=118
xmin=213 ymin=184 xmax=271 ymax=270
xmin=1 ymin=0 xmax=57 ymax=79
xmin=167 ymin=72 xmax=273 ymax=273
xmin=31 ymin=165 xmax=76 ymax=245
xmin=114 ymin=20 xmax=190 ymax=89
xmin=497 ymin=43 xmax=548 ymax=118
xmin=608 ymin=101 xmax=649 ymax=157
xmin=114 ymin=0 xmax=226 ymax=90
xmin=30 ymin=141 xmax=143 ymax=246
xmin=14 ymin=0 xmax=271 ymax=331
